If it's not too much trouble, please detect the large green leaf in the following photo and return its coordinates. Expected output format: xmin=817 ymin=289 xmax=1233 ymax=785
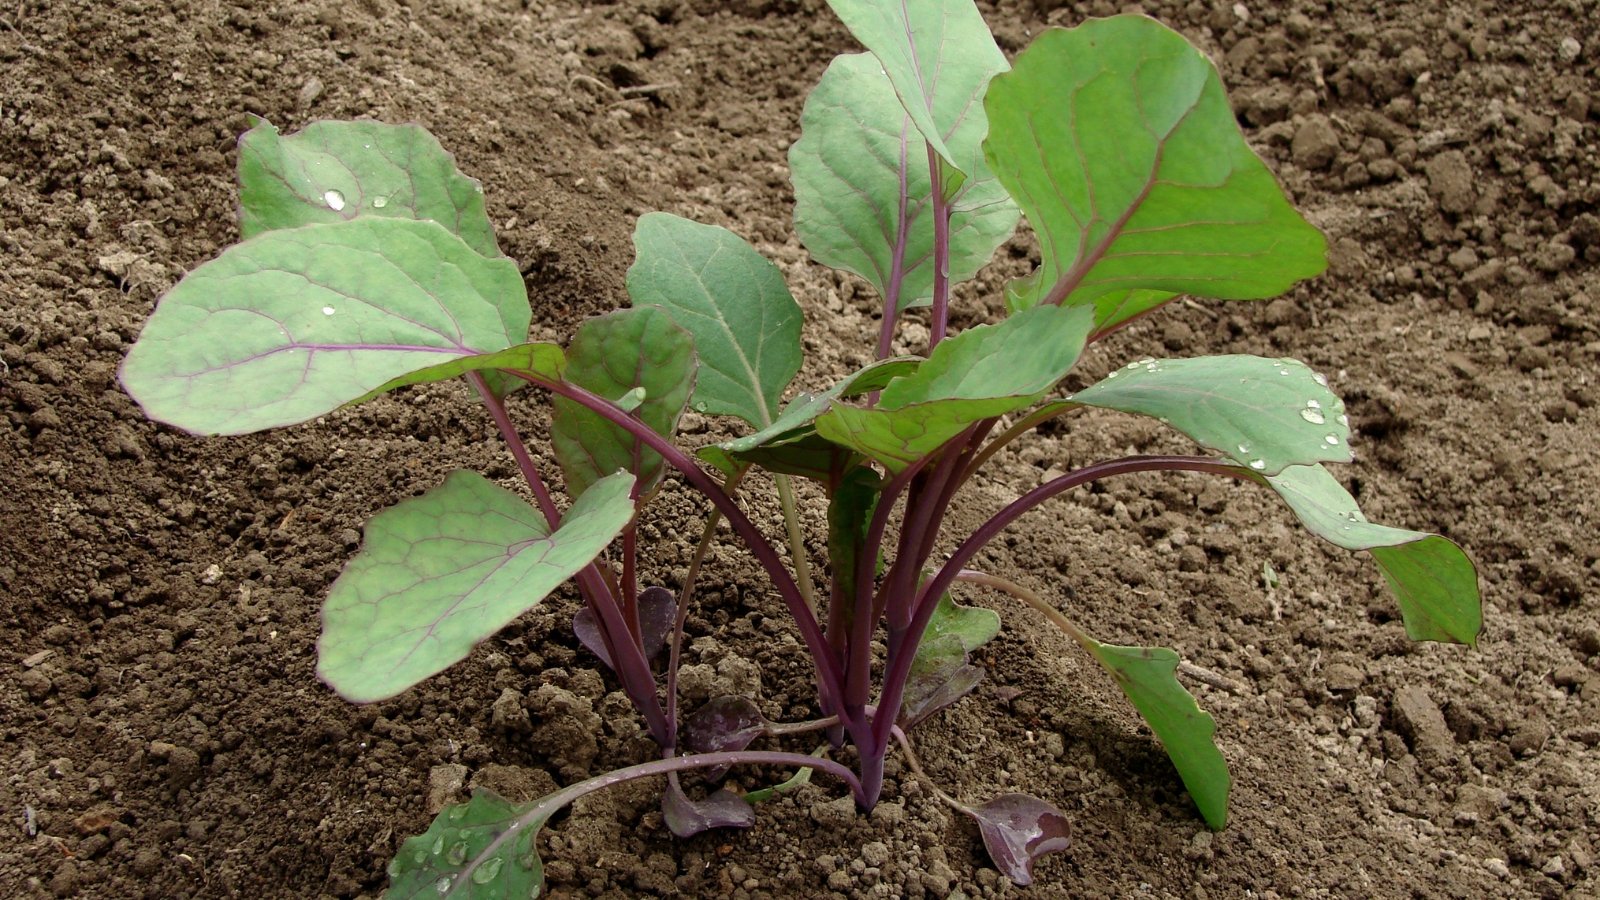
xmin=790 ymin=52 xmax=1017 ymax=310
xmin=626 ymin=213 xmax=802 ymax=428
xmin=823 ymin=0 xmax=1007 ymax=174
xmin=1082 ymin=640 xmax=1230 ymax=829
xmin=385 ymin=790 xmax=545 ymax=899
xmin=1263 ymin=465 xmax=1481 ymax=645
xmin=318 ymin=470 xmax=636 ymax=703
xmin=815 ymin=306 xmax=1093 ymax=472
xmin=551 ymin=308 xmax=696 ymax=498
xmin=983 ymin=16 xmax=1326 ymax=326
xmin=1072 ymin=355 xmax=1351 ymax=475
xmin=121 ymin=218 xmax=530 ymax=435
xmin=239 ymin=118 xmax=502 ymax=258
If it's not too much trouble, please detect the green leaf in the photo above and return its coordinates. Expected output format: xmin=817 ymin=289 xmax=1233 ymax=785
xmin=823 ymin=0 xmax=1007 ymax=174
xmin=626 ymin=213 xmax=802 ymax=428
xmin=121 ymin=218 xmax=530 ymax=435
xmin=827 ymin=467 xmax=882 ymax=621
xmin=790 ymin=53 xmax=1017 ymax=310
xmin=351 ymin=342 xmax=565 ymax=406
xmin=922 ymin=592 xmax=1001 ymax=653
xmin=318 ymin=470 xmax=636 ymax=703
xmin=815 ymin=306 xmax=1092 ymax=472
xmin=1262 ymin=465 xmax=1481 ymax=645
xmin=983 ymin=16 xmax=1326 ymax=327
xmin=239 ymin=118 xmax=502 ymax=258
xmin=1072 ymin=355 xmax=1350 ymax=475
xmin=551 ymin=308 xmax=696 ymax=498
xmin=902 ymin=593 xmax=1002 ymax=727
xmin=1081 ymin=640 xmax=1229 ymax=830
xmin=385 ymin=790 xmax=545 ymax=899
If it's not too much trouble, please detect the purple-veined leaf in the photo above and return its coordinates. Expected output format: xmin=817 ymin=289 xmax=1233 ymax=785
xmin=121 ymin=218 xmax=537 ymax=435
xmin=317 ymin=470 xmax=635 ymax=703
xmin=661 ymin=773 xmax=756 ymax=838
xmin=682 ymin=695 xmax=767 ymax=757
xmin=984 ymin=16 xmax=1326 ymax=328
xmin=901 ymin=594 xmax=1001 ymax=726
xmin=385 ymin=789 xmax=545 ymax=899
xmin=573 ymin=586 xmax=677 ymax=669
xmin=959 ymin=792 xmax=1071 ymax=886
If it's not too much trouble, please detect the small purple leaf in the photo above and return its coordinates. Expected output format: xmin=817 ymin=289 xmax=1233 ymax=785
xmin=683 ymin=695 xmax=767 ymax=781
xmin=961 ymin=793 xmax=1071 ymax=886
xmin=662 ymin=772 xmax=756 ymax=838
xmin=573 ymin=586 xmax=680 ymax=670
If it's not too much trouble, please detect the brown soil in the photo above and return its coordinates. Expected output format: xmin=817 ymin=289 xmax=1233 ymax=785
xmin=3 ymin=0 xmax=1597 ymax=897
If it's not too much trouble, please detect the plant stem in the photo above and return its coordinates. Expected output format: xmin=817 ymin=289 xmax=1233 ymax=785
xmin=926 ymin=142 xmax=953 ymax=349
xmin=875 ymin=121 xmax=915 ymax=366
xmin=467 ymin=373 xmax=562 ymax=525
xmin=512 ymin=372 xmax=846 ymax=705
xmin=775 ymin=474 xmax=818 ymax=616
xmin=959 ymin=403 xmax=1081 ymax=487
xmin=450 ymin=750 xmax=865 ymax=894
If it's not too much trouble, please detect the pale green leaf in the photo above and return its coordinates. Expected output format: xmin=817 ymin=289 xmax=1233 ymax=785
xmin=239 ymin=118 xmax=501 ymax=258
xmin=121 ymin=218 xmax=530 ymax=435
xmin=1072 ymin=355 xmax=1350 ymax=475
xmin=1082 ymin=640 xmax=1229 ymax=829
xmin=790 ymin=53 xmax=1017 ymax=310
xmin=318 ymin=470 xmax=635 ymax=703
xmin=984 ymin=16 xmax=1326 ymax=327
xmin=1263 ymin=465 xmax=1481 ymax=645
xmin=551 ymin=307 xmax=696 ymax=498
xmin=626 ymin=213 xmax=801 ymax=428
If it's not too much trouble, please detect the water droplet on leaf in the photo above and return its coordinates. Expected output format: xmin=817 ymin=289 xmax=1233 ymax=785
xmin=1337 ymin=414 xmax=1349 ymax=426
xmin=693 ymin=400 xmax=708 ymax=413
xmin=1305 ymin=399 xmax=1321 ymax=409
xmin=471 ymin=857 xmax=503 ymax=884
xmin=1299 ymin=407 xmax=1326 ymax=425
xmin=322 ymin=306 xmax=336 ymax=316
xmin=372 ymin=195 xmax=389 ymax=209
xmin=1248 ymin=459 xmax=1266 ymax=470
xmin=1325 ymin=434 xmax=1339 ymax=445
xmin=1237 ymin=443 xmax=1250 ymax=454
xmin=447 ymin=841 xmax=469 ymax=865
xmin=434 ymin=875 xmax=453 ymax=894
xmin=431 ymin=835 xmax=445 ymax=855
xmin=323 ymin=189 xmax=346 ymax=211
xmin=1312 ymin=372 xmax=1328 ymax=386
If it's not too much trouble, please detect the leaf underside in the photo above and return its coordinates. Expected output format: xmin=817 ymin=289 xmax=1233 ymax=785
xmin=120 ymin=218 xmax=531 ymax=435
xmin=318 ymin=470 xmax=635 ymax=703
xmin=983 ymin=16 xmax=1326 ymax=327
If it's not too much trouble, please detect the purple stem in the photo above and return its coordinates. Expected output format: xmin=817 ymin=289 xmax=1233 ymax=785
xmin=875 ymin=120 xmax=915 ymax=365
xmin=510 ymin=372 xmax=847 ymax=705
xmin=926 ymin=142 xmax=953 ymax=348
xmin=468 ymin=373 xmax=668 ymax=744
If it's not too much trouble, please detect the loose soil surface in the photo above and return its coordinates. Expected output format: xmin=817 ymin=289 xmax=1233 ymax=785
xmin=3 ymin=0 xmax=1598 ymax=897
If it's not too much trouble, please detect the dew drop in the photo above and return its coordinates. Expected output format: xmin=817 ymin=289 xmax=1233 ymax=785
xmin=447 ymin=806 xmax=467 ymax=821
xmin=1325 ymin=434 xmax=1340 ymax=445
xmin=387 ymin=858 xmax=403 ymax=878
xmin=471 ymin=857 xmax=504 ymax=884
xmin=693 ymin=400 xmax=708 ymax=413
xmin=434 ymin=875 xmax=453 ymax=894
xmin=1299 ymin=407 xmax=1326 ymax=425
xmin=1237 ymin=443 xmax=1250 ymax=454
xmin=1337 ymin=414 xmax=1349 ymax=426
xmin=431 ymin=835 xmax=445 ymax=855
xmin=1248 ymin=459 xmax=1266 ymax=470
xmin=323 ymin=189 xmax=346 ymax=211
xmin=1306 ymin=399 xmax=1321 ymax=409
xmin=412 ymin=848 xmax=428 ymax=865
xmin=372 ymin=195 xmax=389 ymax=209
xmin=1106 ymin=369 xmax=1119 ymax=378
xmin=1312 ymin=372 xmax=1328 ymax=386
xmin=447 ymin=841 xmax=469 ymax=865
xmin=322 ymin=306 xmax=336 ymax=316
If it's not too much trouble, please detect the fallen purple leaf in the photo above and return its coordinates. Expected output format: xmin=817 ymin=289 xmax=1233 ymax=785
xmin=961 ymin=792 xmax=1071 ymax=886
xmin=662 ymin=772 xmax=755 ymax=838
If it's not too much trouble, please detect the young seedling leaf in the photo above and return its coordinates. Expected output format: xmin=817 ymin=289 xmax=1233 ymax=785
xmin=238 ymin=118 xmax=502 ymax=258
xmin=121 ymin=218 xmax=531 ymax=435
xmin=1081 ymin=640 xmax=1230 ymax=829
xmin=958 ymin=793 xmax=1071 ymax=886
xmin=900 ymin=633 xmax=984 ymax=728
xmin=984 ymin=16 xmax=1326 ymax=326
xmin=573 ymin=586 xmax=678 ymax=669
xmin=790 ymin=53 xmax=1017 ymax=310
xmin=385 ymin=789 xmax=545 ymax=899
xmin=741 ymin=754 xmax=819 ymax=804
xmin=823 ymin=0 xmax=1007 ymax=175
xmin=1262 ymin=464 xmax=1481 ymax=645
xmin=923 ymin=592 xmax=1002 ymax=653
xmin=551 ymin=307 xmax=696 ymax=498
xmin=627 ymin=213 xmax=802 ymax=428
xmin=682 ymin=695 xmax=768 ymax=782
xmin=318 ymin=470 xmax=636 ymax=703
xmin=816 ymin=306 xmax=1093 ymax=472
xmin=1072 ymin=355 xmax=1351 ymax=475
xmin=662 ymin=774 xmax=756 ymax=838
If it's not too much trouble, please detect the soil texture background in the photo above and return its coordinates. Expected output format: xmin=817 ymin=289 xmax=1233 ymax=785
xmin=2 ymin=0 xmax=1598 ymax=897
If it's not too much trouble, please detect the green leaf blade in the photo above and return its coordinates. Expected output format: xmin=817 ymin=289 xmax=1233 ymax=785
xmin=239 ymin=118 xmax=502 ymax=258
xmin=626 ymin=213 xmax=802 ymax=428
xmin=1263 ymin=465 xmax=1481 ymax=645
xmin=1082 ymin=641 xmax=1230 ymax=829
xmin=983 ymin=16 xmax=1326 ymax=328
xmin=318 ymin=470 xmax=636 ymax=703
xmin=386 ymin=790 xmax=545 ymax=899
xmin=790 ymin=53 xmax=1017 ymax=310
xmin=823 ymin=0 xmax=1007 ymax=173
xmin=1072 ymin=355 xmax=1351 ymax=475
xmin=551 ymin=307 xmax=696 ymax=498
xmin=121 ymin=218 xmax=530 ymax=435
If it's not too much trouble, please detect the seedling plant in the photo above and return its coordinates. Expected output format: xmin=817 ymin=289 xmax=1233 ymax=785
xmin=121 ymin=2 xmax=1480 ymax=894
